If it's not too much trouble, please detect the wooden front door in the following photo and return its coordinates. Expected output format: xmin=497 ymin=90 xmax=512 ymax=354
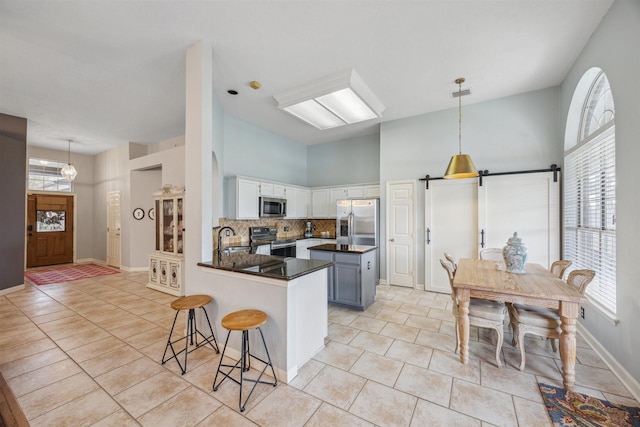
xmin=27 ymin=194 xmax=74 ymax=267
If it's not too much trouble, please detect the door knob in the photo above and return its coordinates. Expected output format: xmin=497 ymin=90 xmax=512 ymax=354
xmin=389 ymin=238 xmax=395 ymax=242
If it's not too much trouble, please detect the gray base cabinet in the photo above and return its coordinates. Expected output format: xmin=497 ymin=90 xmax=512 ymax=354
xmin=310 ymin=249 xmax=376 ymax=311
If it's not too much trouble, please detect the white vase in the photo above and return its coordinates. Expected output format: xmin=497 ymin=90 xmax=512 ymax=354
xmin=503 ymin=232 xmax=527 ymax=274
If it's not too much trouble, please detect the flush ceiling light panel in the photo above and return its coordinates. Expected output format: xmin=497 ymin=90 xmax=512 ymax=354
xmin=273 ymin=69 xmax=385 ymax=130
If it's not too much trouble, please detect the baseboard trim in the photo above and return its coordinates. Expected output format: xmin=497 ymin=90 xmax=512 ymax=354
xmin=577 ymin=322 xmax=640 ymax=402
xmin=75 ymin=259 xmax=147 ymax=273
xmin=0 ymin=284 xmax=25 ymax=296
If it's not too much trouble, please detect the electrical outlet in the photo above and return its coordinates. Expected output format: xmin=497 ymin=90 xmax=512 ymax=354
xmin=225 ymin=230 xmax=231 ymax=236
xmin=580 ymin=307 xmax=585 ymax=319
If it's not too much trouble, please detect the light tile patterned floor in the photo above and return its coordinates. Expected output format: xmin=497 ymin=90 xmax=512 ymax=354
xmin=0 ymin=270 xmax=637 ymax=426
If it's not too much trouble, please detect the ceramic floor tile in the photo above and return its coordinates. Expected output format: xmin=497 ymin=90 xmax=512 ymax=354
xmin=29 ymin=308 xmax=77 ymax=325
xmin=7 ymin=358 xmax=81 ymax=397
xmin=327 ymin=323 xmax=359 ymax=344
xmin=95 ymin=356 xmax=165 ymax=395
xmin=312 ymin=340 xmax=363 ymax=371
xmin=410 ymin=398 xmax=481 ymax=427
xmin=182 ymin=356 xmax=221 ymax=392
xmin=28 ymin=388 xmax=120 ymax=427
xmin=397 ymin=303 xmax=431 ymax=317
xmin=415 ymin=329 xmax=456 ymax=353
xmin=287 ymin=359 xmax=324 ymax=390
xmin=79 ymin=345 xmax=143 ymax=377
xmin=512 ymin=395 xmax=551 ymax=427
xmin=303 ymin=365 xmax=366 ymax=410
xmin=17 ymin=372 xmax=98 ymax=420
xmin=114 ymin=370 xmax=190 ymax=418
xmin=573 ymin=362 xmax=633 ymax=397
xmin=480 ymin=361 xmax=542 ymax=402
xmin=428 ymin=350 xmax=480 ymax=384
xmin=450 ymin=378 xmax=517 ymax=426
xmin=305 ymin=402 xmax=374 ymax=427
xmin=350 ymin=380 xmax=416 ymax=427
xmin=349 ymin=316 xmax=387 ymax=334
xmin=576 ymin=346 xmax=609 ymax=369
xmin=90 ymin=409 xmax=140 ymax=427
xmin=372 ymin=299 xmax=403 ymax=311
xmin=0 ymin=347 xmax=68 ymax=380
xmin=137 ymin=385 xmax=221 ymax=426
xmin=395 ymin=363 xmax=452 ymax=407
xmin=0 ymin=337 xmax=57 ymax=365
xmin=385 ymin=340 xmax=433 ymax=369
xmin=54 ymin=327 xmax=112 ymax=351
xmin=327 ymin=310 xmax=359 ymax=326
xmin=0 ymin=327 xmax=46 ymax=349
xmin=246 ymin=385 xmax=321 ymax=427
xmin=196 ymin=405 xmax=260 ymax=427
xmin=210 ymin=358 xmax=277 ymax=414
xmin=66 ymin=335 xmax=126 ymax=363
xmin=404 ymin=314 xmax=441 ymax=331
xmin=109 ymin=317 xmax=159 ymax=340
xmin=502 ymin=347 xmax=563 ymax=381
xmin=379 ymin=322 xmax=420 ymax=343
xmin=348 ymin=331 xmax=394 ymax=355
xmin=375 ymin=309 xmax=410 ymax=324
xmin=349 ymin=351 xmax=403 ymax=386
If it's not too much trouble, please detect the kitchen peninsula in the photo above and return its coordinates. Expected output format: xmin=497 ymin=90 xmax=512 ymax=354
xmin=197 ymin=252 xmax=331 ymax=383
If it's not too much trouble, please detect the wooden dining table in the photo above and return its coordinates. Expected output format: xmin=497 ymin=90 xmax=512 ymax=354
xmin=453 ymin=258 xmax=585 ymax=391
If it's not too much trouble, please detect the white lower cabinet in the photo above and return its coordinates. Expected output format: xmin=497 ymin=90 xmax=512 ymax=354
xmin=148 ymin=253 xmax=184 ymax=296
xmin=296 ymin=239 xmax=336 ymax=259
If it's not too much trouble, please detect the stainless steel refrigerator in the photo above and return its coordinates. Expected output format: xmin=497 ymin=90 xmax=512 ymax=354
xmin=336 ymin=198 xmax=380 ymax=283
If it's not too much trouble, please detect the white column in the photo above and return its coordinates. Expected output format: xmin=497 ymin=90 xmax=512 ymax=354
xmin=184 ymin=40 xmax=213 ymax=293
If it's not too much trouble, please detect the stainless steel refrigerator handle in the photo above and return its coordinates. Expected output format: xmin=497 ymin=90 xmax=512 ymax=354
xmin=349 ymin=212 xmax=354 ymax=242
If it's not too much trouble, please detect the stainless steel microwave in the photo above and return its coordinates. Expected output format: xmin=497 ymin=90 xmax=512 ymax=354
xmin=259 ymin=197 xmax=286 ymax=217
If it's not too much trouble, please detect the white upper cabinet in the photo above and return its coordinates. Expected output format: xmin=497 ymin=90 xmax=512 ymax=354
xmin=347 ymin=186 xmax=365 ymax=198
xmin=273 ymin=184 xmax=286 ymax=198
xmin=227 ymin=177 xmax=259 ymax=219
xmin=259 ymin=182 xmax=274 ymax=197
xmin=311 ymin=189 xmax=330 ymax=218
xmin=286 ymin=186 xmax=309 ymax=219
xmin=364 ymin=185 xmax=380 ymax=198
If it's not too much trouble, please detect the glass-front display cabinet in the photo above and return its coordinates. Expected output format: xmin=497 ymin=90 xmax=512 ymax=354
xmin=148 ymin=185 xmax=185 ymax=296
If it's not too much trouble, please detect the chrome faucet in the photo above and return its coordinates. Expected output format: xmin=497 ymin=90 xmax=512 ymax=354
xmin=217 ymin=226 xmax=236 ymax=251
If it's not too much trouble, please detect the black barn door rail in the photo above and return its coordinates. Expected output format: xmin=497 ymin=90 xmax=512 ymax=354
xmin=419 ymin=164 xmax=560 ymax=189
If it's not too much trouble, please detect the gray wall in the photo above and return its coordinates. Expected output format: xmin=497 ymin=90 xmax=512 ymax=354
xmin=0 ymin=113 xmax=26 ymax=291
xmin=307 ymin=133 xmax=380 ymax=187
xmin=380 ymin=86 xmax=561 ymax=285
xmin=558 ymin=0 xmax=640 ymax=382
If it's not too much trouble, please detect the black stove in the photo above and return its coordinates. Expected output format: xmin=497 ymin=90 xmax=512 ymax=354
xmin=249 ymin=226 xmax=297 ymax=257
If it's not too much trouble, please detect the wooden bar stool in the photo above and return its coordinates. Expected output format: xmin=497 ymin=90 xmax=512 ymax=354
xmin=162 ymin=294 xmax=219 ymax=375
xmin=212 ymin=309 xmax=277 ymax=412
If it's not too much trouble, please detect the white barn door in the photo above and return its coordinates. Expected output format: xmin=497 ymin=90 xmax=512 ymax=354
xmin=424 ymin=178 xmax=478 ymax=294
xmin=478 ymin=172 xmax=560 ymax=268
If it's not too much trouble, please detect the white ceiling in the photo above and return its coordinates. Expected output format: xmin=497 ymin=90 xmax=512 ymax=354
xmin=0 ymin=1 xmax=613 ymax=155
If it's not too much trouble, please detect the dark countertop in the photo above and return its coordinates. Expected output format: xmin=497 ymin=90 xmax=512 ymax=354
xmin=308 ymin=244 xmax=378 ymax=254
xmin=198 ymin=252 xmax=332 ymax=281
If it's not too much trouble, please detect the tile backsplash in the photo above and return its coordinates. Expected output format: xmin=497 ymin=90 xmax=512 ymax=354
xmin=215 ymin=218 xmax=336 ymax=249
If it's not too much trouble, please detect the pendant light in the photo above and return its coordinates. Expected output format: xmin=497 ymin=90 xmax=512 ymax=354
xmin=443 ymin=77 xmax=478 ymax=179
xmin=60 ymin=139 xmax=77 ymax=181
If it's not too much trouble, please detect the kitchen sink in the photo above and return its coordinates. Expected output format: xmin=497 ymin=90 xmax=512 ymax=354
xmin=219 ymin=246 xmax=252 ymax=255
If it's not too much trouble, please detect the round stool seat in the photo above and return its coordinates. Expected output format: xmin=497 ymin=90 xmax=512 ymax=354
xmin=171 ymin=294 xmax=212 ymax=311
xmin=221 ymin=309 xmax=267 ymax=331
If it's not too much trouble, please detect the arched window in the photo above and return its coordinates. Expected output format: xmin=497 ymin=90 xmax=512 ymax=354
xmin=564 ymin=68 xmax=616 ymax=316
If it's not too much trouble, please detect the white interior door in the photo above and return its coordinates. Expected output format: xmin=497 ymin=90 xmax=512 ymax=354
xmin=478 ymin=172 xmax=560 ymax=268
xmin=425 ymin=178 xmax=478 ymax=294
xmin=386 ymin=181 xmax=415 ymax=288
xmin=107 ymin=191 xmax=121 ymax=268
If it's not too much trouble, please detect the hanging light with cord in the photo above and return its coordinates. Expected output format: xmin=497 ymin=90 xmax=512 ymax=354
xmin=60 ymin=139 xmax=77 ymax=181
xmin=443 ymin=77 xmax=479 ymax=179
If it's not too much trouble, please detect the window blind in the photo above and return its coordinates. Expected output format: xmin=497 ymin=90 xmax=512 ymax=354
xmin=564 ymin=124 xmax=616 ymax=314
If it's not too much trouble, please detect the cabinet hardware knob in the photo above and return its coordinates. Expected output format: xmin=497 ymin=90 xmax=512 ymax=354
xmin=389 ymin=238 xmax=395 ymax=242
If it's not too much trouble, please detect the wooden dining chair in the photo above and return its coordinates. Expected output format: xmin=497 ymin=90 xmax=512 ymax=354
xmin=550 ymin=260 xmax=572 ymax=279
xmin=440 ymin=259 xmax=507 ymax=367
xmin=509 ymin=269 xmax=596 ymax=371
xmin=444 ymin=252 xmax=458 ymax=272
xmin=479 ymin=248 xmax=503 ymax=262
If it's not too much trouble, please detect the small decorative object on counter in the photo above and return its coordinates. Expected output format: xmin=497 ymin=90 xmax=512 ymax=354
xmin=503 ymin=232 xmax=527 ymax=274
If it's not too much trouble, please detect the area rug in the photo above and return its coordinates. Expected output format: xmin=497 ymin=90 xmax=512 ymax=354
xmin=25 ymin=263 xmax=120 ymax=285
xmin=539 ymin=383 xmax=640 ymax=426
